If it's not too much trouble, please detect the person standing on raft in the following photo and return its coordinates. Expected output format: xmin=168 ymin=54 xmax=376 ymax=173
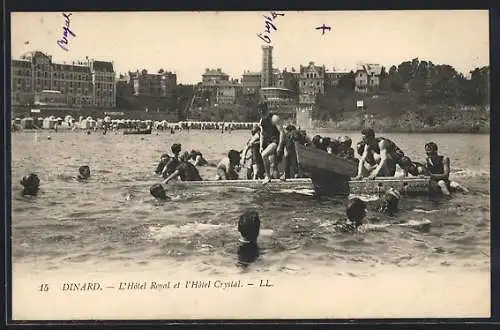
xmin=257 ymin=102 xmax=284 ymax=184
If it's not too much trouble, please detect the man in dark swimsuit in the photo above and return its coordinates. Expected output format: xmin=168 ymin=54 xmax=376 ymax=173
xmin=162 ymin=157 xmax=203 ymax=183
xmin=423 ymin=142 xmax=451 ymax=196
xmin=258 ymin=102 xmax=284 ymax=184
xmin=355 ymin=128 xmax=405 ymax=180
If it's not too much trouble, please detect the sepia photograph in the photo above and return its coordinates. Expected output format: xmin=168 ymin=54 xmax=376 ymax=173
xmin=9 ymin=10 xmax=490 ymax=321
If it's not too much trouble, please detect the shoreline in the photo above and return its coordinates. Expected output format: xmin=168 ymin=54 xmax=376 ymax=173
xmin=12 ymin=261 xmax=490 ymax=320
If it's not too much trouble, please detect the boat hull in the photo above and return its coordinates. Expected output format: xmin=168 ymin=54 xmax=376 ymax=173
xmin=295 ymin=142 xmax=358 ymax=177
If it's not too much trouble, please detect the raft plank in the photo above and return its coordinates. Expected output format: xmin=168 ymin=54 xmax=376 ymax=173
xmin=168 ymin=177 xmax=430 ymax=195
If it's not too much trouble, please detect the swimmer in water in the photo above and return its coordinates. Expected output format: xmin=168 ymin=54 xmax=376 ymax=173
xmin=215 ymin=150 xmax=241 ymax=180
xmin=155 ymin=153 xmax=171 ymax=175
xmin=377 ymin=188 xmax=401 ymax=217
xmin=149 ymin=183 xmax=171 ymax=201
xmin=188 ymin=150 xmax=208 ymax=167
xmin=171 ymin=143 xmax=182 ymax=159
xmin=77 ymin=165 xmax=91 ymax=181
xmin=162 ymin=156 xmax=203 ymax=183
xmin=237 ymin=210 xmax=261 ymax=266
xmin=332 ymin=198 xmax=367 ymax=232
xmin=20 ymin=173 xmax=40 ymax=196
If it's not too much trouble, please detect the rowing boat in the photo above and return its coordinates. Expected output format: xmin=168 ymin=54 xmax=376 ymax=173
xmin=168 ymin=176 xmax=431 ymax=196
xmin=295 ymin=142 xmax=358 ymax=177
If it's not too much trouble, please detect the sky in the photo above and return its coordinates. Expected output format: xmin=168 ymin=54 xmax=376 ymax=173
xmin=11 ymin=10 xmax=489 ymax=84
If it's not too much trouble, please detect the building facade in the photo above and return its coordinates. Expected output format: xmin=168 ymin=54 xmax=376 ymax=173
xmin=298 ymin=61 xmax=326 ymax=104
xmin=129 ymin=69 xmax=177 ymax=98
xmin=354 ymin=63 xmax=382 ymax=93
xmin=12 ymin=59 xmax=33 ymax=106
xmin=202 ymin=68 xmax=229 ymax=85
xmin=260 ymin=87 xmax=297 ymax=117
xmin=241 ymin=71 xmax=261 ymax=95
xmin=325 ymin=70 xmax=349 ymax=88
xmin=274 ymin=69 xmax=299 ymax=96
xmin=11 ymin=51 xmax=115 ymax=108
xmin=216 ymin=81 xmax=242 ymax=105
xmin=200 ymin=69 xmax=241 ymax=105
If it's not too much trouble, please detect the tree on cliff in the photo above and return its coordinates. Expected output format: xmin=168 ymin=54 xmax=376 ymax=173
xmin=173 ymin=84 xmax=195 ymax=120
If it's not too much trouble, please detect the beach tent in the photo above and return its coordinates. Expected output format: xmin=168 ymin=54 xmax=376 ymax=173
xmin=21 ymin=117 xmax=34 ymax=129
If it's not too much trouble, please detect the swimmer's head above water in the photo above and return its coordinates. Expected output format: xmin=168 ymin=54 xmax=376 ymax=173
xmin=346 ymin=198 xmax=367 ymax=227
xmin=238 ymin=210 xmax=261 ymax=244
xmin=171 ymin=143 xmax=182 ymax=157
xmin=20 ymin=173 xmax=40 ymax=196
xmin=78 ymin=165 xmax=91 ymax=180
xmin=378 ymin=188 xmax=401 ymax=217
xmin=150 ymin=183 xmax=169 ymax=201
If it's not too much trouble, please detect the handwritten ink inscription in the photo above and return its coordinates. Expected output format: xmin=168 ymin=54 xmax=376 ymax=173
xmin=257 ymin=11 xmax=285 ymax=44
xmin=57 ymin=13 xmax=76 ymax=51
xmin=315 ymin=24 xmax=332 ymax=35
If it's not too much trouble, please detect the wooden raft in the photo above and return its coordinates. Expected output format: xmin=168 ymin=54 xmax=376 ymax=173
xmin=168 ymin=176 xmax=431 ymax=195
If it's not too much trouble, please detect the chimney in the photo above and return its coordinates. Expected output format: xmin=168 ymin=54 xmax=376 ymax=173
xmin=205 ymin=68 xmax=209 ymax=72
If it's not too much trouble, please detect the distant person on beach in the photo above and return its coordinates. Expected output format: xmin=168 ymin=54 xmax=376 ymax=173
xmin=215 ymin=150 xmax=241 ymax=180
xmin=355 ymin=128 xmax=406 ymax=180
xmin=258 ymin=102 xmax=284 ymax=184
xmin=20 ymin=173 xmax=40 ymax=196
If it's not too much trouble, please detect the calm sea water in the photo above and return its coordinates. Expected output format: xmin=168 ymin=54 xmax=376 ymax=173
xmin=11 ymin=130 xmax=490 ymax=275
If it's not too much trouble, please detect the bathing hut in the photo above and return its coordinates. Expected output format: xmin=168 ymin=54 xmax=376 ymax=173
xmin=42 ymin=117 xmax=56 ymax=129
xmin=21 ymin=117 xmax=34 ymax=129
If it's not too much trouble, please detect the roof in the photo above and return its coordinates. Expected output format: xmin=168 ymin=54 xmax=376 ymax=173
xmin=12 ymin=60 xmax=32 ymax=68
xmin=92 ymin=60 xmax=114 ymax=72
xmin=356 ymin=63 xmax=382 ymax=75
xmin=203 ymin=69 xmax=228 ymax=76
xmin=243 ymin=71 xmax=261 ymax=76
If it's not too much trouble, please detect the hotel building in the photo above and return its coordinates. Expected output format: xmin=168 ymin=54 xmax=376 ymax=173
xmin=11 ymin=50 xmax=115 ymax=108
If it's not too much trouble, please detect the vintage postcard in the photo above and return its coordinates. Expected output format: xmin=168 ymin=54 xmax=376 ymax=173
xmin=9 ymin=10 xmax=490 ymax=321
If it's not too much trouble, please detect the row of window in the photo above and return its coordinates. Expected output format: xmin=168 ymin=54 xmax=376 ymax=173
xmin=13 ymin=70 xmax=119 ymax=82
